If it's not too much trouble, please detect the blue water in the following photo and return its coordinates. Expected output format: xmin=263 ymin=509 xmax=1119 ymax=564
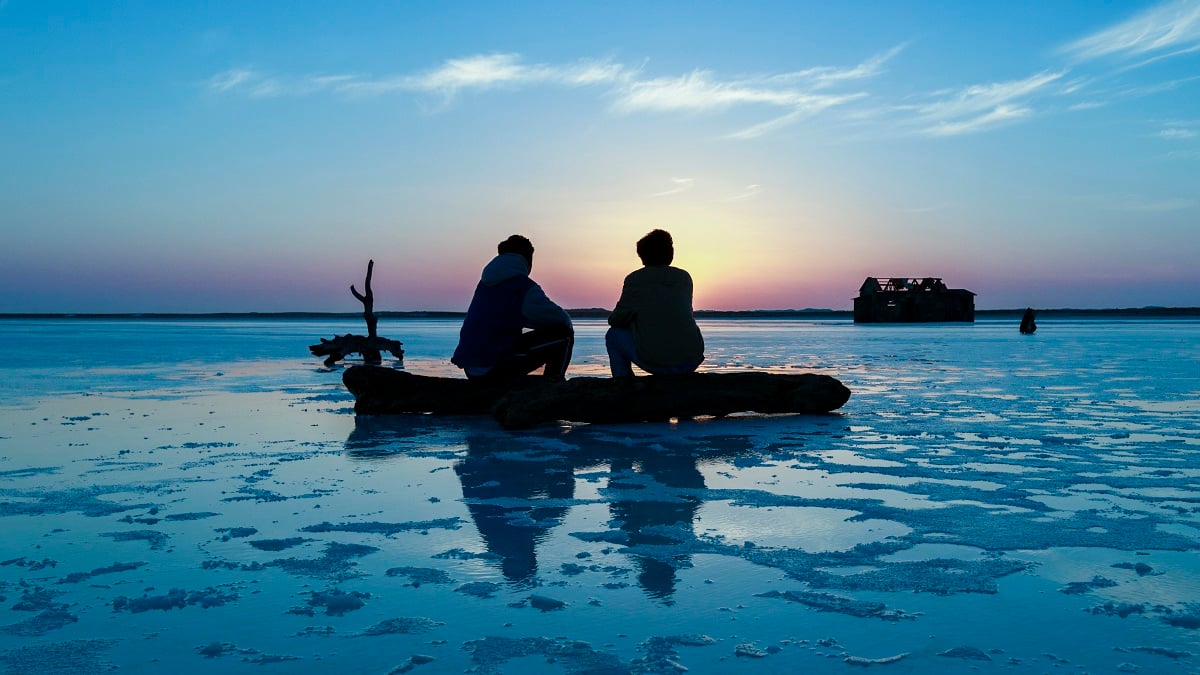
xmin=0 ymin=318 xmax=1198 ymax=673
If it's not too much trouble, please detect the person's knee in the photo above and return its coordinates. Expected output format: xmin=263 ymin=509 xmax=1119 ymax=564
xmin=606 ymin=326 xmax=630 ymax=348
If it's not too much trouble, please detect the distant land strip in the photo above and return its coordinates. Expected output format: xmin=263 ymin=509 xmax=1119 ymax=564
xmin=2 ymin=307 xmax=1198 ymax=320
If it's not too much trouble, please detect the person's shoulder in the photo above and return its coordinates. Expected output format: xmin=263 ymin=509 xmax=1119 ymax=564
xmin=624 ymin=267 xmax=649 ymax=282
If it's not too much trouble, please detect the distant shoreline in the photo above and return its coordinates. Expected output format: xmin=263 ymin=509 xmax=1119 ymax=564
xmin=2 ymin=307 xmax=1198 ymax=320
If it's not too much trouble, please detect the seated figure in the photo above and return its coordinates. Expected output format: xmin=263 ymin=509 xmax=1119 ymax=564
xmin=452 ymin=235 xmax=574 ymax=381
xmin=606 ymin=229 xmax=704 ymax=377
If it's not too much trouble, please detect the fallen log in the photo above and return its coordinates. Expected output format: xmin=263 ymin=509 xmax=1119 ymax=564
xmin=343 ymin=366 xmax=851 ymax=429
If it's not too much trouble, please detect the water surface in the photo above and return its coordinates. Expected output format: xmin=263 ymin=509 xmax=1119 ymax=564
xmin=1 ymin=318 xmax=1198 ymax=673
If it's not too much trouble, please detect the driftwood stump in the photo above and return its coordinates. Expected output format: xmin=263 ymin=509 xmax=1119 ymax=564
xmin=310 ymin=334 xmax=405 ymax=367
xmin=309 ymin=260 xmax=405 ymax=366
xmin=343 ymin=367 xmax=851 ymax=429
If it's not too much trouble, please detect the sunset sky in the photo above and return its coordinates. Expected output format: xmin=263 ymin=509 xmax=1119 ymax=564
xmin=2 ymin=1 xmax=1198 ymax=312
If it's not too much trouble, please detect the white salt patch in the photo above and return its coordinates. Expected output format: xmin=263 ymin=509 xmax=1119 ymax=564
xmin=695 ymin=502 xmax=910 ymax=552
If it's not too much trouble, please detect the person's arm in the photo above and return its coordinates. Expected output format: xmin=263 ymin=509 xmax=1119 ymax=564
xmin=608 ymin=276 xmax=637 ymax=327
xmin=522 ymin=283 xmax=573 ymax=330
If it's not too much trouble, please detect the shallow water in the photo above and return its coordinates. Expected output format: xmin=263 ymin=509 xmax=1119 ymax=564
xmin=1 ymin=317 xmax=1198 ymax=674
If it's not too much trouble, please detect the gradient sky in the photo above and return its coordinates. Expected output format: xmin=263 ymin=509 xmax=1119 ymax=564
xmin=2 ymin=1 xmax=1198 ymax=312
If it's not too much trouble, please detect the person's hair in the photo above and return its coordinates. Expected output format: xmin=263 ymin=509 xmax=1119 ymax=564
xmin=497 ymin=235 xmax=534 ymax=270
xmin=636 ymin=229 xmax=674 ymax=266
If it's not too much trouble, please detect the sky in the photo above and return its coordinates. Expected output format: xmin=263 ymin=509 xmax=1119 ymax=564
xmin=1 ymin=1 xmax=1198 ymax=312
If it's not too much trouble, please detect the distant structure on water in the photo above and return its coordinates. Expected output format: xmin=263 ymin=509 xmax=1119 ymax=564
xmin=854 ymin=277 xmax=975 ymax=323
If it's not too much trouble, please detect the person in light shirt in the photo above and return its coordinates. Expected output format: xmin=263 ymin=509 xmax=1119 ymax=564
xmin=606 ymin=229 xmax=704 ymax=378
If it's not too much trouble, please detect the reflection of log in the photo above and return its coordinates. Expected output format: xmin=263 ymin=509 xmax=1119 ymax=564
xmin=343 ymin=366 xmax=851 ymax=429
xmin=310 ymin=335 xmax=405 ymax=367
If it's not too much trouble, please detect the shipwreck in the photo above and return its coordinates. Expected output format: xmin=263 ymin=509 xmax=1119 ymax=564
xmin=854 ymin=277 xmax=975 ymax=323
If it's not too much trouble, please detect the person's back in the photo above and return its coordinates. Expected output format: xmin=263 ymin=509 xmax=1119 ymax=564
xmin=606 ymin=229 xmax=704 ymax=377
xmin=452 ymin=235 xmax=574 ymax=381
xmin=453 ymin=253 xmax=536 ymax=371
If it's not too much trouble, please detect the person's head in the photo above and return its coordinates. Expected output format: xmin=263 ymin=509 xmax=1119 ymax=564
xmin=497 ymin=235 xmax=534 ymax=271
xmin=636 ymin=229 xmax=674 ymax=266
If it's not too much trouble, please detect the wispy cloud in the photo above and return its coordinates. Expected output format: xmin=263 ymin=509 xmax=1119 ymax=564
xmin=772 ymin=43 xmax=907 ymax=89
xmin=205 ymin=67 xmax=334 ymax=98
xmin=649 ymin=178 xmax=695 ymax=198
xmin=917 ymin=70 xmax=1066 ymax=136
xmin=610 ymin=46 xmax=899 ymax=131
xmin=207 ymin=68 xmax=256 ymax=93
xmin=340 ymin=53 xmax=630 ymax=97
xmin=726 ymin=184 xmax=763 ymax=201
xmin=206 ymin=49 xmax=890 ymax=139
xmin=207 ymin=54 xmax=629 ymax=100
xmin=1159 ymin=126 xmax=1197 ymax=139
xmin=1061 ymin=0 xmax=1200 ymax=62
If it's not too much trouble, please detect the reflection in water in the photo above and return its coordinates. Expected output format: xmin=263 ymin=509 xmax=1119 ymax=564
xmin=608 ymin=452 xmax=704 ymax=602
xmin=456 ymin=434 xmax=574 ymax=587
xmin=343 ymin=417 xmax=743 ymax=601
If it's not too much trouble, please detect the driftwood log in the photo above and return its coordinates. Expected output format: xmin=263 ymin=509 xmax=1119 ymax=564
xmin=310 ymin=334 xmax=405 ymax=367
xmin=343 ymin=366 xmax=851 ymax=429
xmin=310 ymin=260 xmax=405 ymax=366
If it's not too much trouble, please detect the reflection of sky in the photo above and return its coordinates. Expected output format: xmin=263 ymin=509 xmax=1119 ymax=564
xmin=696 ymin=502 xmax=911 ymax=552
xmin=1 ymin=318 xmax=1199 ymax=671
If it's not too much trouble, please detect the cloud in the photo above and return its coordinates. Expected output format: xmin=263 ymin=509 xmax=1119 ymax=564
xmin=205 ymin=67 xmax=328 ymax=98
xmin=608 ymin=49 xmax=894 ymax=137
xmin=1061 ymin=0 xmax=1200 ymax=62
xmin=917 ymin=70 xmax=1065 ymax=136
xmin=313 ymin=54 xmax=628 ymax=98
xmin=777 ymin=43 xmax=908 ymax=88
xmin=610 ymin=46 xmax=899 ymax=117
xmin=207 ymin=54 xmax=629 ymax=100
xmin=206 ymin=50 xmax=888 ymax=139
xmin=1159 ymin=126 xmax=1197 ymax=139
xmin=649 ymin=178 xmax=695 ymax=198
xmin=726 ymin=184 xmax=763 ymax=201
xmin=207 ymin=68 xmax=256 ymax=93
xmin=924 ymin=104 xmax=1033 ymax=137
xmin=614 ymin=71 xmax=795 ymax=113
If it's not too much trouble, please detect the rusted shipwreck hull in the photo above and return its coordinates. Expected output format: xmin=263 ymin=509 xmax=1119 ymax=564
xmin=343 ymin=366 xmax=851 ymax=429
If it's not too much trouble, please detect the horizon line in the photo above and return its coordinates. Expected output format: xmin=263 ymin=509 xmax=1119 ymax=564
xmin=2 ymin=306 xmax=1199 ymax=320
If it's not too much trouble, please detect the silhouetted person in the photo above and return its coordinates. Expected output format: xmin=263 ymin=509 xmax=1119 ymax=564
xmin=606 ymin=229 xmax=704 ymax=377
xmin=452 ymin=235 xmax=574 ymax=381
xmin=1020 ymin=307 xmax=1037 ymax=334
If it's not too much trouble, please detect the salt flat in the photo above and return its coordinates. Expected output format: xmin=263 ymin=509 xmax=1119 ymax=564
xmin=0 ymin=318 xmax=1198 ymax=674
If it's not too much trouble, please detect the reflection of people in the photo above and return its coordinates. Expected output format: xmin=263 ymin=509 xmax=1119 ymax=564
xmin=609 ymin=452 xmax=704 ymax=602
xmin=1020 ymin=307 xmax=1037 ymax=334
xmin=452 ymin=235 xmax=574 ymax=381
xmin=455 ymin=435 xmax=574 ymax=586
xmin=606 ymin=229 xmax=704 ymax=377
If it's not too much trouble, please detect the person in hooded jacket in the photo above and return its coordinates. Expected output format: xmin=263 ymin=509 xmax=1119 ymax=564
xmin=452 ymin=235 xmax=574 ymax=381
xmin=606 ymin=229 xmax=704 ymax=377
